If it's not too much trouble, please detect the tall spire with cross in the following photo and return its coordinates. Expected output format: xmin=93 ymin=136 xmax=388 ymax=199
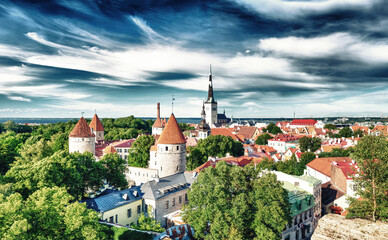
xmin=206 ymin=64 xmax=216 ymax=103
xmin=204 ymin=65 xmax=218 ymax=126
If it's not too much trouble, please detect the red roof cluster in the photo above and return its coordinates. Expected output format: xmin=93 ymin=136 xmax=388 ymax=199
xmin=157 ymin=114 xmax=186 ymax=144
xmin=112 ymin=139 xmax=136 ymax=148
xmin=69 ymin=117 xmax=95 ymax=138
xmin=269 ymin=133 xmax=300 ymax=142
xmin=291 ymin=119 xmax=317 ymax=126
xmin=89 ymin=114 xmax=104 ymax=131
xmin=211 ymin=128 xmax=242 ymax=141
xmin=334 ymin=161 xmax=358 ymax=180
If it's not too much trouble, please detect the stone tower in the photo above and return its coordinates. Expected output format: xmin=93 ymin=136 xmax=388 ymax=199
xmin=89 ymin=113 xmax=104 ymax=141
xmin=69 ymin=117 xmax=95 ymax=155
xmin=204 ymin=65 xmax=217 ymax=127
xmin=152 ymin=102 xmax=164 ymax=135
xmin=197 ymin=102 xmax=211 ymax=139
xmin=150 ymin=113 xmax=186 ymax=178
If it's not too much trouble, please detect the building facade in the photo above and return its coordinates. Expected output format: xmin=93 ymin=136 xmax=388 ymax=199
xmin=69 ymin=117 xmax=96 ymax=155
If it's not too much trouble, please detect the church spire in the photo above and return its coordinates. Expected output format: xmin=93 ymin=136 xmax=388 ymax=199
xmin=206 ymin=64 xmax=216 ymax=103
xmin=201 ymin=101 xmax=206 ymax=119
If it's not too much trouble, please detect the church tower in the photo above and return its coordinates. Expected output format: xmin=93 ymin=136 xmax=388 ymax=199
xmin=197 ymin=102 xmax=211 ymax=139
xmin=150 ymin=113 xmax=186 ymax=178
xmin=204 ymin=65 xmax=217 ymax=127
xmin=89 ymin=113 xmax=104 ymax=141
xmin=69 ymin=117 xmax=95 ymax=155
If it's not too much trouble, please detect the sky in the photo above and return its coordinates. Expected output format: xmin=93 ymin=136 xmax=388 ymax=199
xmin=0 ymin=0 xmax=387 ymax=118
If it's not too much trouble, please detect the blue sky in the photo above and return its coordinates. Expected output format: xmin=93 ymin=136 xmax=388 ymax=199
xmin=0 ymin=0 xmax=387 ymax=118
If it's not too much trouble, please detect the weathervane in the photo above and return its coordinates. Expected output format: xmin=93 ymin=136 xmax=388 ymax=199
xmin=172 ymin=95 xmax=176 ymax=113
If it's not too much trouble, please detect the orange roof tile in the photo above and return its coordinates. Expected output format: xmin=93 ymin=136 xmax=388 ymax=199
xmin=89 ymin=114 xmax=104 ymax=132
xmin=238 ymin=126 xmax=257 ymax=139
xmin=150 ymin=145 xmax=157 ymax=152
xmin=157 ymin=114 xmax=186 ymax=144
xmin=69 ymin=117 xmax=95 ymax=138
xmin=307 ymin=157 xmax=352 ymax=177
xmin=211 ymin=128 xmax=241 ymax=141
xmin=321 ymin=145 xmax=341 ymax=152
xmin=103 ymin=145 xmax=117 ymax=154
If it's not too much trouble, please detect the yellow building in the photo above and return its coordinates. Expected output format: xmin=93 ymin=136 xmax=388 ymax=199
xmin=83 ymin=186 xmax=143 ymax=227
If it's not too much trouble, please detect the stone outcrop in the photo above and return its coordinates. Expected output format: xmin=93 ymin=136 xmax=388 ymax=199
xmin=312 ymin=214 xmax=388 ymax=240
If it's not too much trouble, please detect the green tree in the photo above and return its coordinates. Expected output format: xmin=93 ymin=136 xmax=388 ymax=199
xmin=263 ymin=123 xmax=282 ymax=135
xmin=183 ymin=161 xmax=290 ymax=240
xmin=0 ymin=186 xmax=108 ymax=239
xmin=179 ymin=123 xmax=195 ymax=132
xmin=352 ymin=129 xmax=364 ymax=137
xmin=186 ymin=135 xmax=244 ymax=170
xmin=130 ymin=213 xmax=164 ymax=233
xmin=339 ymin=127 xmax=353 ymax=138
xmin=0 ymin=132 xmax=24 ymax=175
xmin=127 ymin=135 xmax=155 ymax=168
xmin=347 ymin=135 xmax=388 ymax=221
xmin=298 ymin=136 xmax=321 ymax=152
xmin=319 ymin=147 xmax=354 ymax=158
xmin=100 ymin=153 xmax=128 ymax=189
xmin=324 ymin=124 xmax=337 ymax=130
xmin=255 ymin=133 xmax=273 ymax=145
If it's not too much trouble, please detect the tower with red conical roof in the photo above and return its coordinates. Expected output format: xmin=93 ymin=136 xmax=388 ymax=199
xmin=89 ymin=113 xmax=104 ymax=141
xmin=69 ymin=117 xmax=96 ymax=155
xmin=149 ymin=113 xmax=186 ymax=178
xmin=152 ymin=103 xmax=164 ymax=135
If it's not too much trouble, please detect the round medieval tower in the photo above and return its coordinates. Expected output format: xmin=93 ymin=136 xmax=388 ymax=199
xmin=69 ymin=117 xmax=96 ymax=155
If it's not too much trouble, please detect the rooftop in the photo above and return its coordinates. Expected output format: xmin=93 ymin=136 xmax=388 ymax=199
xmin=307 ymin=157 xmax=352 ymax=177
xmin=89 ymin=114 xmax=104 ymax=132
xmin=282 ymin=181 xmax=315 ymax=216
xmin=69 ymin=117 xmax=95 ymax=138
xmin=157 ymin=114 xmax=186 ymax=144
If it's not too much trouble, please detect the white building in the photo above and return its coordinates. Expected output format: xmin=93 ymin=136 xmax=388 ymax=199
xmin=268 ymin=134 xmax=300 ymax=154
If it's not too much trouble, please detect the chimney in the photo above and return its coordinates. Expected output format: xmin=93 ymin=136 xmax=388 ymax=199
xmin=157 ymin=102 xmax=160 ymax=120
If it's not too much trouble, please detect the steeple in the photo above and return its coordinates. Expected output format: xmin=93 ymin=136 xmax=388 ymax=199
xmin=201 ymin=101 xmax=206 ymax=119
xmin=206 ymin=64 xmax=216 ymax=103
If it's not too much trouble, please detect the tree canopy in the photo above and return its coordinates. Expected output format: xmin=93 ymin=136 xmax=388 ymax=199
xmin=127 ymin=135 xmax=155 ymax=168
xmin=347 ymin=135 xmax=388 ymax=221
xmin=186 ymin=135 xmax=244 ymax=171
xmin=324 ymin=123 xmax=337 ymax=130
xmin=99 ymin=153 xmax=128 ymax=189
xmin=263 ymin=123 xmax=282 ymax=135
xmin=298 ymin=136 xmax=321 ymax=152
xmin=0 ymin=186 xmax=108 ymax=239
xmin=255 ymin=133 xmax=273 ymax=145
xmin=338 ymin=127 xmax=353 ymax=138
xmin=183 ymin=161 xmax=291 ymax=240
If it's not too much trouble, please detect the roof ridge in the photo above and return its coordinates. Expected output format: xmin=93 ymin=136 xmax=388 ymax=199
xmin=69 ymin=117 xmax=95 ymax=138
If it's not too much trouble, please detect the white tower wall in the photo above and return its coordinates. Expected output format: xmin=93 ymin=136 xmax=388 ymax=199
xmin=69 ymin=137 xmax=95 ymax=155
xmin=150 ymin=143 xmax=186 ymax=178
xmin=205 ymin=102 xmax=218 ymax=126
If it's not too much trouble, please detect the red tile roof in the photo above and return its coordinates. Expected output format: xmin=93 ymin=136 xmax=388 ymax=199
xmin=89 ymin=114 xmax=104 ymax=132
xmin=291 ymin=119 xmax=317 ymax=126
xmin=111 ymin=139 xmax=135 ymax=148
xmin=211 ymin=128 xmax=241 ymax=141
xmin=238 ymin=126 xmax=257 ymax=140
xmin=69 ymin=117 xmax=95 ymax=138
xmin=334 ymin=161 xmax=358 ymax=180
xmin=269 ymin=133 xmax=300 ymax=142
xmin=307 ymin=157 xmax=352 ymax=177
xmin=103 ymin=145 xmax=117 ymax=154
xmin=157 ymin=114 xmax=186 ymax=144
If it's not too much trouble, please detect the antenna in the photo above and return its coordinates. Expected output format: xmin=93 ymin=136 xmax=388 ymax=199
xmin=171 ymin=95 xmax=175 ymax=113
xmin=210 ymin=64 xmax=212 ymax=75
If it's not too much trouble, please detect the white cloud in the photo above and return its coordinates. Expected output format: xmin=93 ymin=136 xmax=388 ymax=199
xmin=8 ymin=96 xmax=31 ymax=102
xmin=230 ymin=0 xmax=376 ymax=19
xmin=130 ymin=16 xmax=167 ymax=41
xmin=259 ymin=33 xmax=388 ymax=63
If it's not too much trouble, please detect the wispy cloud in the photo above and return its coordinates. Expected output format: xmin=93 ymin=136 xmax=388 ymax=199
xmin=7 ymin=96 xmax=31 ymax=102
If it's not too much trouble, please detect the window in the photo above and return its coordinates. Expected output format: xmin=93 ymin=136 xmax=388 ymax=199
xmin=115 ymin=214 xmax=118 ymax=223
xmin=166 ymin=200 xmax=169 ymax=209
xmin=179 ymin=196 xmax=182 ymax=204
xmin=177 ymin=146 xmax=179 ymax=151
xmin=176 ymin=166 xmax=179 ymax=171
xmin=109 ymin=216 xmax=114 ymax=223
xmin=145 ymin=204 xmax=148 ymax=212
xmin=165 ymin=146 xmax=168 ymax=151
xmin=172 ymin=198 xmax=175 ymax=207
xmin=127 ymin=209 xmax=132 ymax=218
xmin=185 ymin=193 xmax=188 ymax=202
xmin=137 ymin=205 xmax=141 ymax=214
xmin=124 ymin=149 xmax=128 ymax=153
xmin=155 ymin=161 xmax=157 ymax=166
xmin=124 ymin=155 xmax=127 ymax=160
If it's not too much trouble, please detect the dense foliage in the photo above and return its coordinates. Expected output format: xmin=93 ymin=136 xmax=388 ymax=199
xmin=318 ymin=147 xmax=354 ymax=158
xmin=263 ymin=123 xmax=282 ymax=135
xmin=255 ymin=133 xmax=273 ymax=145
xmin=127 ymin=135 xmax=155 ymax=168
xmin=186 ymin=135 xmax=244 ymax=171
xmin=324 ymin=123 xmax=337 ymax=130
xmin=0 ymin=186 xmax=108 ymax=239
xmin=108 ymin=226 xmax=154 ymax=240
xmin=298 ymin=136 xmax=322 ymax=152
xmin=183 ymin=161 xmax=291 ymax=239
xmin=347 ymin=135 xmax=388 ymax=221
xmin=130 ymin=213 xmax=165 ymax=233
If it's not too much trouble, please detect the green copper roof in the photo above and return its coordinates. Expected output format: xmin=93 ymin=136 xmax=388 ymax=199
xmin=293 ymin=175 xmax=321 ymax=187
xmin=282 ymin=182 xmax=315 ymax=216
